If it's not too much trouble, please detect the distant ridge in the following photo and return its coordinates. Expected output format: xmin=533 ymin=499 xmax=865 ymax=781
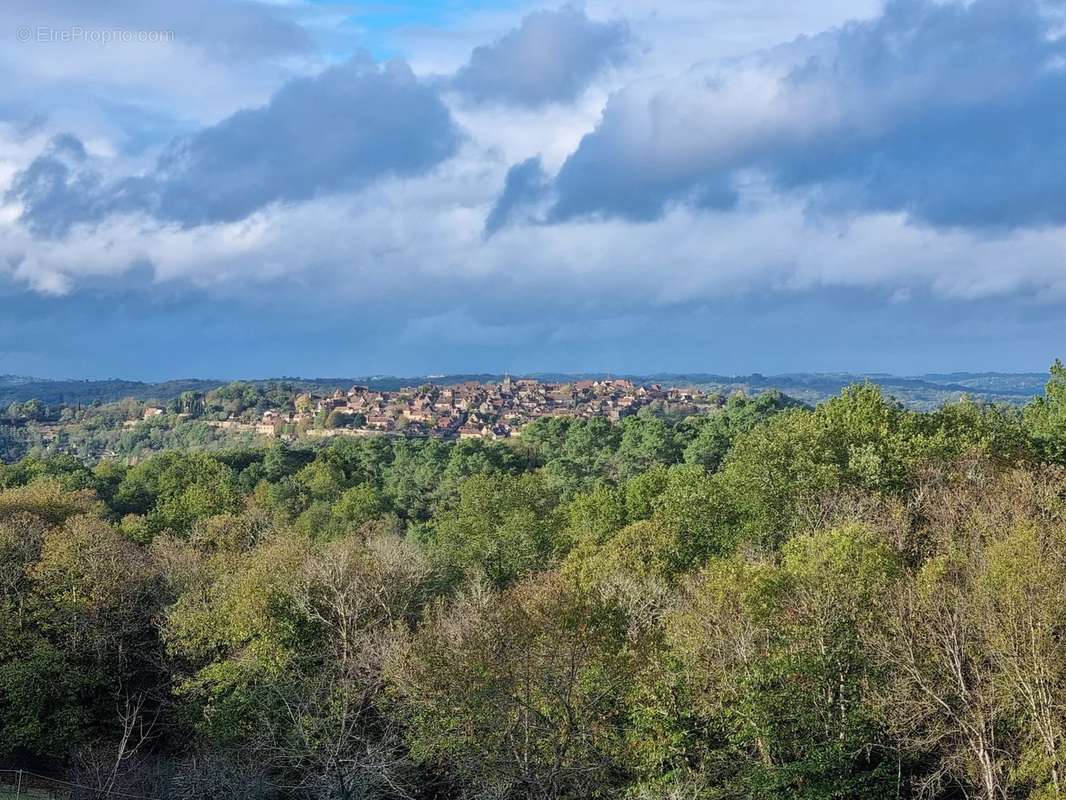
xmin=0 ymin=377 xmax=226 ymax=406
xmin=0 ymin=371 xmax=1050 ymax=411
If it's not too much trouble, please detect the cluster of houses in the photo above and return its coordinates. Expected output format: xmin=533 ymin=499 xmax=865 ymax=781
xmin=258 ymin=377 xmax=709 ymax=440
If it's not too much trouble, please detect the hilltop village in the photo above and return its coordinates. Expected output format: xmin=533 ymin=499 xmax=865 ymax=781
xmin=191 ymin=377 xmax=713 ymax=440
xmin=0 ymin=377 xmax=725 ymax=464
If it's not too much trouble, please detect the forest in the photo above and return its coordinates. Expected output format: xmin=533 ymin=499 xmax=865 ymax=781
xmin=4 ymin=363 xmax=1066 ymax=800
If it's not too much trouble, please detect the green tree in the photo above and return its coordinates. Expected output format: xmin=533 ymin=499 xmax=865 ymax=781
xmin=113 ymin=452 xmax=242 ymax=536
xmin=683 ymin=391 xmax=801 ymax=472
xmin=389 ymin=572 xmax=634 ymax=800
xmin=1026 ymin=360 xmax=1066 ymax=464
xmin=166 ymin=530 xmax=430 ymax=795
xmin=661 ymin=526 xmax=901 ymax=799
xmin=564 ymin=483 xmax=627 ymax=547
xmin=427 ymin=473 xmax=562 ymax=587
xmin=1 ymin=515 xmax=166 ymax=763
xmin=614 ymin=416 xmax=680 ymax=479
xmin=651 ymin=464 xmax=735 ymax=567
xmin=331 ymin=484 xmax=388 ymax=531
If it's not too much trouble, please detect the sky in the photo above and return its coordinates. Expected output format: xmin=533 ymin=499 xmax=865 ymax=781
xmin=1 ymin=0 xmax=1065 ymax=380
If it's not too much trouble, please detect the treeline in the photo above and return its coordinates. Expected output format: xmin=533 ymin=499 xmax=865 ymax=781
xmin=2 ymin=368 xmax=1066 ymax=799
xmin=3 ymin=380 xmax=305 ymax=425
xmin=0 ymin=382 xmax=306 ymax=463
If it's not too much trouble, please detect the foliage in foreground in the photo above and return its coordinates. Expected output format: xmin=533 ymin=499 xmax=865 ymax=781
xmin=3 ymin=367 xmax=1066 ymax=799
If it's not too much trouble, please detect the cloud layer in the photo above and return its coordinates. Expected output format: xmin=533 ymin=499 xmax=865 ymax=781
xmin=1 ymin=0 xmax=1065 ymax=376
xmin=541 ymin=0 xmax=1066 ymax=228
xmin=9 ymin=57 xmax=460 ymax=232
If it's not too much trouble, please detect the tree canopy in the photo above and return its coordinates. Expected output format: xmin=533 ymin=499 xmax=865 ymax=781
xmin=1 ymin=368 xmax=1065 ymax=799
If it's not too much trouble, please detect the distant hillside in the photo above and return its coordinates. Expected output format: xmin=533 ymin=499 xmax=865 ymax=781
xmin=915 ymin=372 xmax=1049 ymax=394
xmin=630 ymin=372 xmax=1048 ymax=410
xmin=0 ymin=376 xmax=226 ymax=406
xmin=0 ymin=370 xmax=1050 ymax=411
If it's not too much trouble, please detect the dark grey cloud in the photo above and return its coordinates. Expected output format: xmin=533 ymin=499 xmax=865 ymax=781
xmin=153 ymin=58 xmax=460 ymax=225
xmin=773 ymin=0 xmax=1066 ymax=229
xmin=452 ymin=6 xmax=632 ymax=107
xmin=6 ymin=135 xmax=114 ymax=238
xmin=484 ymin=157 xmax=550 ymax=236
xmin=551 ymin=151 xmax=738 ymax=223
xmin=538 ymin=0 xmax=1066 ymax=229
xmin=9 ymin=58 xmax=461 ymax=233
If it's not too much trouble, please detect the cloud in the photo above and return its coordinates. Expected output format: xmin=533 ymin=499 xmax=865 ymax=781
xmin=6 ymin=134 xmax=102 ymax=238
xmin=539 ymin=0 xmax=1066 ymax=229
xmin=7 ymin=57 xmax=461 ymax=233
xmin=8 ymin=166 xmax=1066 ymax=314
xmin=5 ymin=0 xmax=1066 ymax=380
xmin=0 ymin=0 xmax=321 ymax=142
xmin=4 ymin=133 xmax=159 ymax=238
xmin=4 ymin=0 xmax=312 ymax=62
xmin=484 ymin=156 xmax=550 ymax=236
xmin=152 ymin=57 xmax=460 ymax=225
xmin=451 ymin=6 xmax=632 ymax=107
